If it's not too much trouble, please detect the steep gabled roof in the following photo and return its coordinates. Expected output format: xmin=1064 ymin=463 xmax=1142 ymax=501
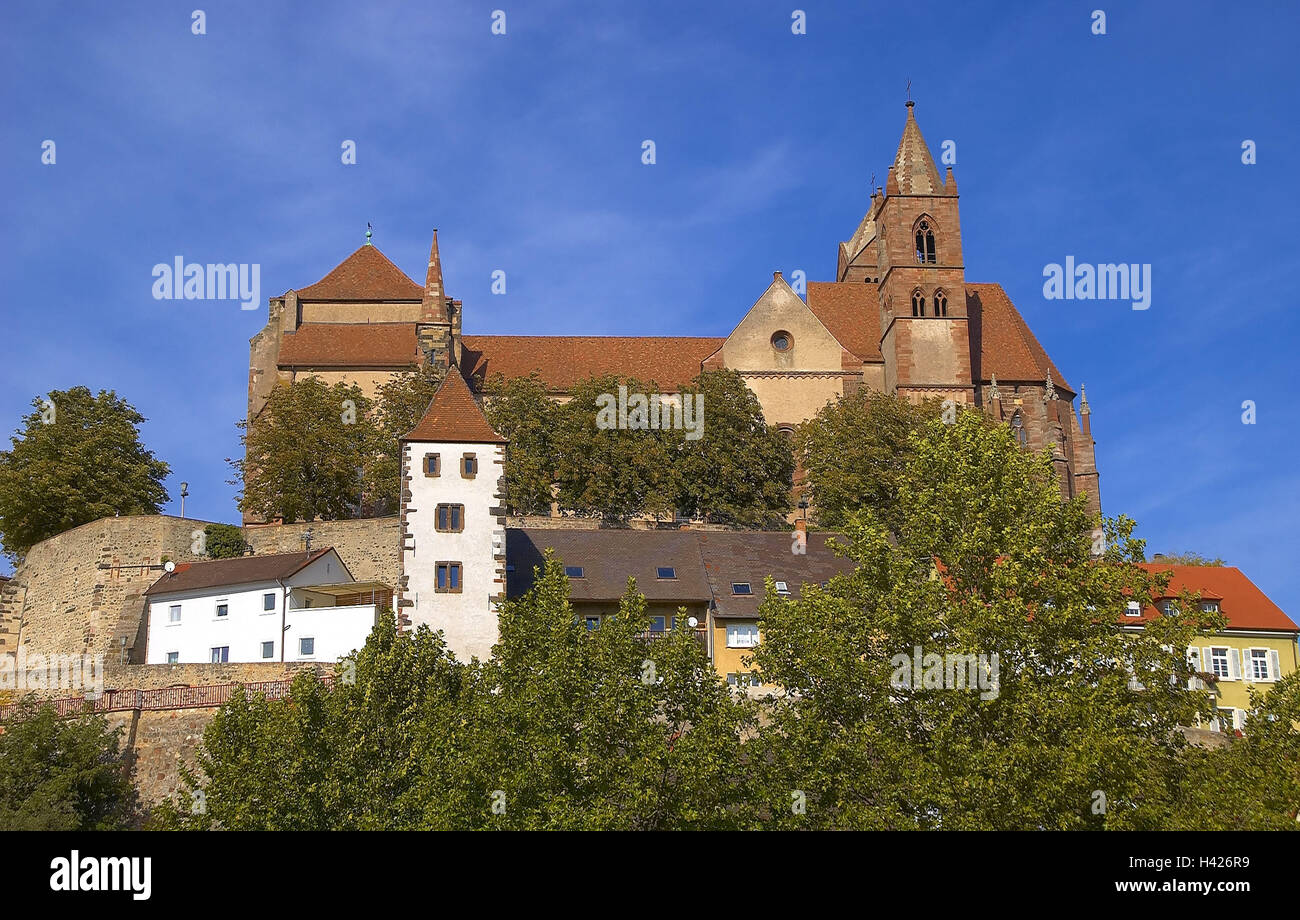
xmin=968 ymin=284 xmax=1072 ymax=392
xmin=1134 ymin=564 xmax=1298 ymax=633
xmin=278 ymin=323 xmax=421 ymax=368
xmin=402 ymin=367 xmax=506 ymax=443
xmin=891 ymin=102 xmax=945 ymax=195
xmin=460 ymin=335 xmax=723 ymax=393
xmin=806 ymin=282 xmax=883 ymax=362
xmin=144 ymin=548 xmax=337 ymax=596
xmin=295 ymin=244 xmax=423 ymax=301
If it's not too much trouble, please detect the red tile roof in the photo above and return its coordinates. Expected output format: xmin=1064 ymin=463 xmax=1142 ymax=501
xmin=1134 ymin=564 xmax=1298 ymax=632
xmin=402 ymin=367 xmax=506 ymax=443
xmin=295 ymin=245 xmax=422 ymax=301
xmin=806 ymin=282 xmax=882 ymax=362
xmin=968 ymin=283 xmax=1071 ymax=392
xmin=460 ymin=335 xmax=723 ymax=393
xmin=278 ymin=323 xmax=421 ymax=368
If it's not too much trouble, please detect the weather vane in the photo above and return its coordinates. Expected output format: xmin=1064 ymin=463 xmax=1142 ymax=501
xmin=365 ymin=221 xmax=373 ymax=246
xmin=906 ymin=78 xmax=912 ymax=102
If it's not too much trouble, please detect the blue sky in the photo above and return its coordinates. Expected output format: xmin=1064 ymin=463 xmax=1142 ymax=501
xmin=2 ymin=1 xmax=1299 ymax=618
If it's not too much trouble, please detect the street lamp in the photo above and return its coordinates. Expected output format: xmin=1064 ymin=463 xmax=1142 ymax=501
xmin=179 ymin=482 xmax=189 ymax=519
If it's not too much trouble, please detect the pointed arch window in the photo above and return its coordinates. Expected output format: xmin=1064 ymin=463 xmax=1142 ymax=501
xmin=915 ymin=219 xmax=936 ymax=264
xmin=911 ymin=290 xmax=926 ymax=317
xmin=1011 ymin=410 xmax=1028 ymax=446
xmin=934 ymin=289 xmax=948 ymax=317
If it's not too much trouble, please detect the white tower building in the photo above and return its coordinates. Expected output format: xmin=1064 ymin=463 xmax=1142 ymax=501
xmin=398 ymin=368 xmax=507 ymax=660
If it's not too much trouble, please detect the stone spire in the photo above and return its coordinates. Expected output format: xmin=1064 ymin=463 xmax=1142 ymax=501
xmin=891 ymin=101 xmax=945 ymax=195
xmin=988 ymin=373 xmax=1001 ymax=402
xmin=420 ymin=229 xmax=447 ymax=324
xmin=1043 ymin=371 xmax=1057 ymax=404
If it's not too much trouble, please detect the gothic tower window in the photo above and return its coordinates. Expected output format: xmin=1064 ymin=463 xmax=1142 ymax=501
xmin=915 ymin=219 xmax=936 ymax=264
xmin=934 ymin=290 xmax=948 ymax=317
xmin=1011 ymin=410 xmax=1028 ymax=446
xmin=911 ymin=290 xmax=926 ymax=317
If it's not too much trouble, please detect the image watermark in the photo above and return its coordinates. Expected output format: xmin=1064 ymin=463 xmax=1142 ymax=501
xmin=0 ymin=649 xmax=106 ymax=696
xmin=595 ymin=385 xmax=703 ymax=440
xmin=1042 ymin=258 xmax=1150 ymax=310
xmin=889 ymin=646 xmax=1000 ymax=700
xmin=152 ymin=258 xmax=261 ymax=310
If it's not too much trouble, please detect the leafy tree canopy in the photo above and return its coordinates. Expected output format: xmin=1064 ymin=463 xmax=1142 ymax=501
xmin=0 ymin=387 xmax=170 ymax=557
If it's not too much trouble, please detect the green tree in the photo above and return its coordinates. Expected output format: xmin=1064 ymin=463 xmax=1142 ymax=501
xmin=231 ymin=377 xmax=375 ymax=523
xmin=415 ymin=555 xmax=759 ymax=829
xmin=750 ymin=409 xmax=1222 ymax=829
xmin=670 ymin=369 xmax=794 ymax=527
xmin=1168 ymin=671 xmax=1300 ymax=829
xmin=552 ymin=375 xmax=674 ymax=521
xmin=1153 ymin=551 xmax=1226 ymax=566
xmin=204 ymin=523 xmax=246 ymax=559
xmin=483 ymin=373 xmax=560 ymax=515
xmin=158 ymin=614 xmax=464 ymax=830
xmin=365 ymin=364 xmax=448 ymax=515
xmin=793 ymin=388 xmax=937 ymax=532
xmin=0 ymin=387 xmax=170 ymax=557
xmin=0 ymin=701 xmax=139 ymax=830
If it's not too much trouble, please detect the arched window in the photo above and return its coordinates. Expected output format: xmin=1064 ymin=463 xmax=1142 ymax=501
xmin=915 ymin=219 xmax=936 ymax=264
xmin=911 ymin=290 xmax=926 ymax=317
xmin=934 ymin=289 xmax=948 ymax=317
xmin=1011 ymin=410 xmax=1028 ymax=446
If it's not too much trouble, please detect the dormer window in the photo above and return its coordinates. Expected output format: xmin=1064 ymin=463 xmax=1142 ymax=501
xmin=911 ymin=290 xmax=926 ymax=317
xmin=915 ymin=219 xmax=936 ymax=263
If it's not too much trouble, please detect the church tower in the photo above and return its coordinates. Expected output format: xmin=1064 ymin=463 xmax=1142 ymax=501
xmin=874 ymin=101 xmax=973 ymax=405
xmin=397 ymin=369 xmax=507 ymax=660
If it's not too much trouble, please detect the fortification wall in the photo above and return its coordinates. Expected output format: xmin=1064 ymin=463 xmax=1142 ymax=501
xmin=1 ymin=515 xmax=401 ymax=664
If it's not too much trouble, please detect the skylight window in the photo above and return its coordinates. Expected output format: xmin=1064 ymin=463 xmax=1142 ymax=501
xmin=564 ymin=566 xmax=584 ymax=578
xmin=657 ymin=567 xmax=676 ymax=579
xmin=775 ymin=580 xmax=790 ymax=594
xmin=732 ymin=583 xmax=752 ymax=595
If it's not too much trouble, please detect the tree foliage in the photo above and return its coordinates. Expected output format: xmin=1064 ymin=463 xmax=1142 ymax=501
xmin=0 ymin=387 xmax=170 ymax=557
xmin=793 ymin=387 xmax=938 ymax=532
xmin=204 ymin=523 xmax=246 ymax=559
xmin=483 ymin=373 xmax=560 ymax=515
xmin=0 ymin=701 xmax=139 ymax=830
xmin=232 ymin=378 xmax=374 ymax=523
xmin=365 ymin=364 xmax=447 ymax=515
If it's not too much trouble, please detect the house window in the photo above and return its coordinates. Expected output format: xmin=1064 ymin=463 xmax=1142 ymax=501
xmin=423 ymin=453 xmax=441 ymax=477
xmin=584 ymin=616 xmax=600 ymax=631
xmin=261 ymin=641 xmax=274 ymax=659
xmin=1125 ymin=601 xmax=1142 ymax=617
xmin=436 ymin=562 xmax=463 ymax=593
xmin=934 ymin=290 xmax=948 ymax=317
xmin=461 ymin=453 xmax=478 ymax=478
xmin=1201 ymin=601 xmax=1220 ymax=613
xmin=299 ymin=637 xmax=315 ymax=657
xmin=656 ymin=567 xmax=676 ymax=579
xmin=168 ymin=604 xmax=181 ymax=623
xmin=915 ymin=219 xmax=936 ymax=263
xmin=731 ymin=583 xmax=752 ymax=595
xmin=1216 ymin=708 xmax=1237 ymax=733
xmin=726 ymin=623 xmax=761 ymax=648
xmin=911 ymin=290 xmax=926 ymax=317
xmin=216 ymin=601 xmax=229 ymax=618
xmin=210 ymin=646 xmax=229 ymax=664
xmin=1249 ymin=649 xmax=1270 ymax=681
xmin=564 ymin=566 xmax=585 ymax=578
xmin=1210 ymin=647 xmax=1231 ymax=679
xmin=648 ymin=616 xmax=667 ymax=634
xmin=727 ymin=672 xmax=762 ymax=688
xmin=263 ymin=593 xmax=276 ymax=612
xmin=166 ymin=652 xmax=179 ymax=664
xmin=436 ymin=503 xmax=465 ymax=533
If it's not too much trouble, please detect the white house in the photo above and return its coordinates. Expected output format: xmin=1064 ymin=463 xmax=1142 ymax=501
xmin=143 ymin=547 xmax=390 ymax=664
xmin=398 ymin=368 xmax=507 ymax=660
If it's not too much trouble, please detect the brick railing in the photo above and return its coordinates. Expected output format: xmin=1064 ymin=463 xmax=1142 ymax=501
xmin=0 ymin=675 xmax=335 ymax=720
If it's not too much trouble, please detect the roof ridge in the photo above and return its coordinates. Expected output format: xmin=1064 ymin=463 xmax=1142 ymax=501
xmin=402 ymin=369 xmax=506 ymax=443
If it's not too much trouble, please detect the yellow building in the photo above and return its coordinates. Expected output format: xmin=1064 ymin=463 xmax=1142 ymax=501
xmin=1131 ymin=563 xmax=1300 ymax=734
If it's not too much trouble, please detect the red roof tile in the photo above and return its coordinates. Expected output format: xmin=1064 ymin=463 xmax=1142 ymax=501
xmin=295 ymin=245 xmax=422 ymax=301
xmin=402 ymin=368 xmax=506 ymax=443
xmin=806 ymin=282 xmax=882 ymax=362
xmin=1134 ymin=564 xmax=1298 ymax=632
xmin=145 ymin=548 xmax=339 ymax=596
xmin=278 ymin=323 xmax=420 ymax=368
xmin=968 ymin=283 xmax=1071 ymax=392
xmin=460 ymin=335 xmax=723 ymax=393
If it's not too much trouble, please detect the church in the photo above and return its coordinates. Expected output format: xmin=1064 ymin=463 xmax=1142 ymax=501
xmin=247 ymin=101 xmax=1100 ymax=518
